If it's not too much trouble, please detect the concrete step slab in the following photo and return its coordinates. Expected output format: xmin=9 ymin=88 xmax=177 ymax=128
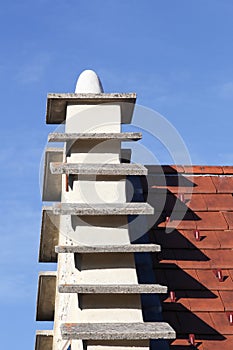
xmin=46 ymin=93 xmax=136 ymax=124
xmin=53 ymin=203 xmax=154 ymax=216
xmin=36 ymin=271 xmax=56 ymax=321
xmin=35 ymin=330 xmax=53 ymax=350
xmin=48 ymin=132 xmax=142 ymax=142
xmin=50 ymin=162 xmax=147 ymax=176
xmin=55 ymin=244 xmax=161 ymax=254
xmin=39 ymin=207 xmax=59 ymax=263
xmin=58 ymin=284 xmax=167 ymax=294
xmin=61 ymin=322 xmax=176 ymax=340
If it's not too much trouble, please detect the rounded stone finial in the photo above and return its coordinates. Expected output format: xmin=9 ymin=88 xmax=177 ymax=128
xmin=75 ymin=69 xmax=104 ymax=93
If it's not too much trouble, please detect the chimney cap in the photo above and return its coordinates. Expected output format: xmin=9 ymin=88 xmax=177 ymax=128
xmin=75 ymin=69 xmax=104 ymax=93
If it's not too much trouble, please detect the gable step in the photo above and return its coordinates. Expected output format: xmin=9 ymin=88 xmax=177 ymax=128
xmin=48 ymin=132 xmax=142 ymax=142
xmin=58 ymin=283 xmax=167 ymax=294
xmin=50 ymin=162 xmax=147 ymax=176
xmin=46 ymin=93 xmax=136 ymax=124
xmin=61 ymin=322 xmax=176 ymax=340
xmin=53 ymin=203 xmax=154 ymax=216
xmin=35 ymin=330 xmax=53 ymax=350
xmin=55 ymin=243 xmax=161 ymax=254
xmin=36 ymin=271 xmax=56 ymax=321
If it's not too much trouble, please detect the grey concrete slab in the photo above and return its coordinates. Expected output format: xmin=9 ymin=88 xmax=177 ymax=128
xmin=50 ymin=163 xmax=148 ymax=176
xmin=53 ymin=203 xmax=154 ymax=216
xmin=46 ymin=93 xmax=136 ymax=124
xmin=36 ymin=271 xmax=57 ymax=321
xmin=42 ymin=148 xmax=63 ymax=202
xmin=58 ymin=284 xmax=167 ymax=294
xmin=35 ymin=330 xmax=53 ymax=350
xmin=48 ymin=132 xmax=142 ymax=142
xmin=55 ymin=244 xmax=161 ymax=254
xmin=39 ymin=207 xmax=59 ymax=263
xmin=42 ymin=147 xmax=132 ymax=203
xmin=61 ymin=322 xmax=176 ymax=340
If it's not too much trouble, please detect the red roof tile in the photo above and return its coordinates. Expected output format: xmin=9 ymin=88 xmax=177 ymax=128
xmin=196 ymin=269 xmax=233 ymax=291
xmin=186 ymin=291 xmax=224 ymax=312
xmin=219 ymin=291 xmax=233 ymax=311
xmin=203 ymin=194 xmax=233 ymax=211
xmin=186 ymin=176 xmax=217 ymax=194
xmin=210 ymin=312 xmax=233 ymax=334
xmin=215 ymin=230 xmax=233 ymax=249
xmin=185 ymin=194 xmax=207 ymax=211
xmin=211 ymin=176 xmax=233 ymax=193
xmin=223 ymin=166 xmax=233 ymax=175
xmin=201 ymin=336 xmax=233 ymax=350
xmin=195 ymin=212 xmax=228 ymax=230
xmin=222 ymin=212 xmax=233 ymax=229
xmin=183 ymin=166 xmax=224 ymax=174
xmin=207 ymin=250 xmax=233 ymax=269
xmin=169 ymin=338 xmax=205 ymax=350
xmin=175 ymin=311 xmax=217 ymax=335
xmin=149 ymin=167 xmax=233 ymax=346
xmin=182 ymin=230 xmax=221 ymax=249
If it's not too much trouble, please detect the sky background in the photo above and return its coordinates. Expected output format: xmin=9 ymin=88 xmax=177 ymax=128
xmin=0 ymin=0 xmax=233 ymax=348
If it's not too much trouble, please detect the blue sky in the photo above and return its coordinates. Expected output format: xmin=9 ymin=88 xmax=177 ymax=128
xmin=0 ymin=0 xmax=233 ymax=348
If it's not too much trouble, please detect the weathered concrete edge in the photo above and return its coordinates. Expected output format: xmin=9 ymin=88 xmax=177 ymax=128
xmin=35 ymin=330 xmax=53 ymax=350
xmin=48 ymin=132 xmax=142 ymax=142
xmin=55 ymin=244 xmax=161 ymax=253
xmin=53 ymin=203 xmax=154 ymax=216
xmin=58 ymin=284 xmax=167 ymax=294
xmin=60 ymin=322 xmax=176 ymax=340
xmin=46 ymin=93 xmax=136 ymax=124
xmin=50 ymin=162 xmax=148 ymax=176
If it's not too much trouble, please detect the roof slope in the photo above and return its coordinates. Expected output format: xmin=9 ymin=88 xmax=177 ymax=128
xmin=144 ymin=166 xmax=233 ymax=350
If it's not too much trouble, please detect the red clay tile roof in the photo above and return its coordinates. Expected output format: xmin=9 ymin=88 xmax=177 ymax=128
xmin=145 ymin=166 xmax=233 ymax=349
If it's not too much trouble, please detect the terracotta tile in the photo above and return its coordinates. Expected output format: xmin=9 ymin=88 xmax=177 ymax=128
xmin=227 ymin=269 xmax=233 ymax=282
xmin=206 ymin=250 xmax=233 ymax=269
xmin=202 ymin=336 xmax=233 ymax=350
xmin=170 ymin=338 xmax=204 ymax=349
xmin=174 ymin=249 xmax=211 ymax=269
xmin=212 ymin=176 xmax=233 ymax=194
xmin=203 ymin=194 xmax=233 ymax=211
xmin=183 ymin=230 xmax=221 ymax=249
xmin=210 ymin=312 xmax=233 ymax=334
xmin=219 ymin=291 xmax=233 ymax=311
xmin=196 ymin=212 xmax=228 ymax=230
xmin=183 ymin=166 xmax=223 ymax=174
xmin=215 ymin=230 xmax=233 ymax=249
xmin=148 ymin=193 xmax=188 ymax=213
xmin=150 ymin=175 xmax=194 ymax=194
xmin=161 ymin=290 xmax=191 ymax=311
xmin=223 ymin=166 xmax=233 ymax=175
xmin=147 ymin=165 xmax=184 ymax=174
xmin=222 ymin=212 xmax=233 ymax=229
xmin=176 ymin=311 xmax=217 ymax=335
xmin=164 ymin=269 xmax=204 ymax=290
xmin=185 ymin=194 xmax=207 ymax=211
xmin=151 ymin=229 xmax=192 ymax=249
xmin=186 ymin=176 xmax=216 ymax=194
xmin=196 ymin=270 xmax=233 ymax=290
xmin=186 ymin=291 xmax=224 ymax=312
xmin=162 ymin=165 xmax=185 ymax=174
xmin=165 ymin=211 xmax=197 ymax=230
